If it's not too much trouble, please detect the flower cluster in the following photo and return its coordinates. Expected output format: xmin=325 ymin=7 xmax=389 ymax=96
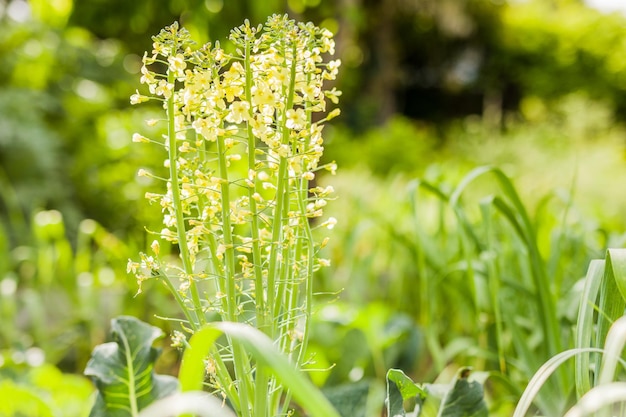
xmin=127 ymin=16 xmax=340 ymax=331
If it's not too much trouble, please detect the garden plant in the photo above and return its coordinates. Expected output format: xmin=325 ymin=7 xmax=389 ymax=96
xmin=86 ymin=15 xmax=343 ymax=417
xmin=2 ymin=6 xmax=626 ymax=417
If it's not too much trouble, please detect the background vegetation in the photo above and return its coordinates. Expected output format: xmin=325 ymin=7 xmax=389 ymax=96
xmin=1 ymin=0 xmax=626 ymax=415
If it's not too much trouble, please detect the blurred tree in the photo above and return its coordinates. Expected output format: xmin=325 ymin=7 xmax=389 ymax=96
xmin=2 ymin=0 xmax=626 ymax=240
xmin=0 ymin=2 xmax=159 ymax=241
xmin=61 ymin=0 xmax=626 ymax=134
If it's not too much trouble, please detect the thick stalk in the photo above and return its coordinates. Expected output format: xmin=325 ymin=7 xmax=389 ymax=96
xmin=266 ymin=40 xmax=298 ymax=417
xmin=294 ymin=81 xmax=316 ymax=369
xmin=216 ymin=129 xmax=253 ymax=417
xmin=192 ymin=135 xmax=237 ymax=406
xmin=295 ymin=178 xmax=315 ymax=368
xmin=166 ymin=68 xmax=204 ymax=330
xmin=216 ymin=130 xmax=237 ymax=320
xmin=268 ymin=43 xmax=298 ymax=330
xmin=243 ymin=38 xmax=267 ymax=332
xmin=243 ymin=37 xmax=271 ymax=417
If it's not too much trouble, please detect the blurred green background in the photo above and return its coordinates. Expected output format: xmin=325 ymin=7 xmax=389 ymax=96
xmin=2 ymin=0 xmax=626 ymax=415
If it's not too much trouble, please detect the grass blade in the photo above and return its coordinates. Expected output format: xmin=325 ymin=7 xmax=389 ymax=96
xmin=608 ymin=248 xmax=626 ymax=301
xmin=563 ymin=382 xmax=626 ymax=417
xmin=512 ymin=348 xmax=605 ymax=417
xmin=598 ymin=315 xmax=626 ymax=385
xmin=450 ymin=166 xmax=564 ymax=394
xmin=594 ymin=249 xmax=626 ymax=385
xmin=575 ymin=259 xmax=605 ymax=398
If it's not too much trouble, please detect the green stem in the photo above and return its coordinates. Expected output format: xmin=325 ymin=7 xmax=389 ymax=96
xmin=244 ymin=36 xmax=271 ymax=417
xmin=216 ymin=130 xmax=236 ymax=321
xmin=268 ymin=42 xmax=298 ymax=331
xmin=166 ymin=68 xmax=204 ymax=330
xmin=294 ymin=80 xmax=316 ymax=370
xmin=216 ymin=128 xmax=253 ymax=417
xmin=156 ymin=271 xmax=196 ymax=327
xmin=243 ymin=37 xmax=267 ymax=333
xmin=295 ymin=182 xmax=315 ymax=369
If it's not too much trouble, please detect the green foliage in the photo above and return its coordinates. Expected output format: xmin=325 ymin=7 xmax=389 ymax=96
xmin=84 ymin=316 xmax=178 ymax=417
xmin=179 ymin=322 xmax=341 ymax=417
xmin=512 ymin=249 xmax=626 ymax=416
xmin=305 ymin=302 xmax=421 ymax=388
xmin=2 ymin=2 xmax=626 ymax=416
xmin=319 ymin=164 xmax=616 ymax=414
xmin=0 ymin=359 xmax=93 ymax=417
xmin=322 ymin=381 xmax=372 ymax=417
xmin=439 ymin=372 xmax=489 ymax=417
xmin=386 ymin=368 xmax=488 ymax=417
xmin=500 ymin=1 xmax=626 ymax=116
xmin=0 ymin=7 xmax=167 ymax=238
xmin=326 ymin=116 xmax=437 ymax=176
xmin=0 ymin=207 xmax=165 ymax=372
xmin=575 ymin=249 xmax=626 ymax=394
xmin=386 ymin=369 xmax=426 ymax=416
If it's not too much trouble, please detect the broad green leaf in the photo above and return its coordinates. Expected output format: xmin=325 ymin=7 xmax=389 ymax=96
xmin=385 ymin=368 xmax=489 ymax=417
xmin=323 ymin=380 xmax=371 ymax=417
xmin=0 ymin=362 xmax=93 ymax=417
xmin=0 ymin=380 xmax=55 ymax=417
xmin=386 ymin=369 xmax=426 ymax=417
xmin=84 ymin=316 xmax=178 ymax=417
xmin=439 ymin=369 xmax=488 ymax=417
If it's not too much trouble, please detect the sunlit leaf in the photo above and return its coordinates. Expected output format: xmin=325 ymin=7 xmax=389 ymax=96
xmin=179 ymin=321 xmax=341 ymax=417
xmin=386 ymin=369 xmax=426 ymax=417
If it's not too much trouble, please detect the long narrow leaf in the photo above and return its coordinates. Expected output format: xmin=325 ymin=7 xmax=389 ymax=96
xmin=563 ymin=382 xmax=626 ymax=417
xmin=575 ymin=259 xmax=605 ymax=398
xmin=598 ymin=315 xmax=626 ymax=385
xmin=449 ymin=166 xmax=563 ymax=393
xmin=608 ymin=248 xmax=626 ymax=301
xmin=595 ymin=249 xmax=626 ymax=385
xmin=512 ymin=348 xmax=605 ymax=417
xmin=179 ymin=321 xmax=341 ymax=417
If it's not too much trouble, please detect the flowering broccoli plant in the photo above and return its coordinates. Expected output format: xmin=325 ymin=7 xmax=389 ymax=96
xmin=122 ymin=15 xmax=340 ymax=417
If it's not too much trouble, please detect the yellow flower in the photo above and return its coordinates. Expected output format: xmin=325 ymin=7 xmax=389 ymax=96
xmin=324 ymin=87 xmax=342 ymax=104
xmin=167 ymin=53 xmax=187 ymax=77
xmin=226 ymin=100 xmax=250 ymax=124
xmin=192 ymin=117 xmax=219 ymax=142
xmin=130 ymin=91 xmax=149 ymax=104
xmin=140 ymin=65 xmax=156 ymax=85
xmin=300 ymin=84 xmax=320 ymax=102
xmin=252 ymin=82 xmax=276 ymax=107
xmin=153 ymin=80 xmax=174 ymax=99
xmin=285 ymin=108 xmax=307 ymax=130
xmin=132 ymin=133 xmax=149 ymax=143
xmin=151 ymin=240 xmax=160 ymax=255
